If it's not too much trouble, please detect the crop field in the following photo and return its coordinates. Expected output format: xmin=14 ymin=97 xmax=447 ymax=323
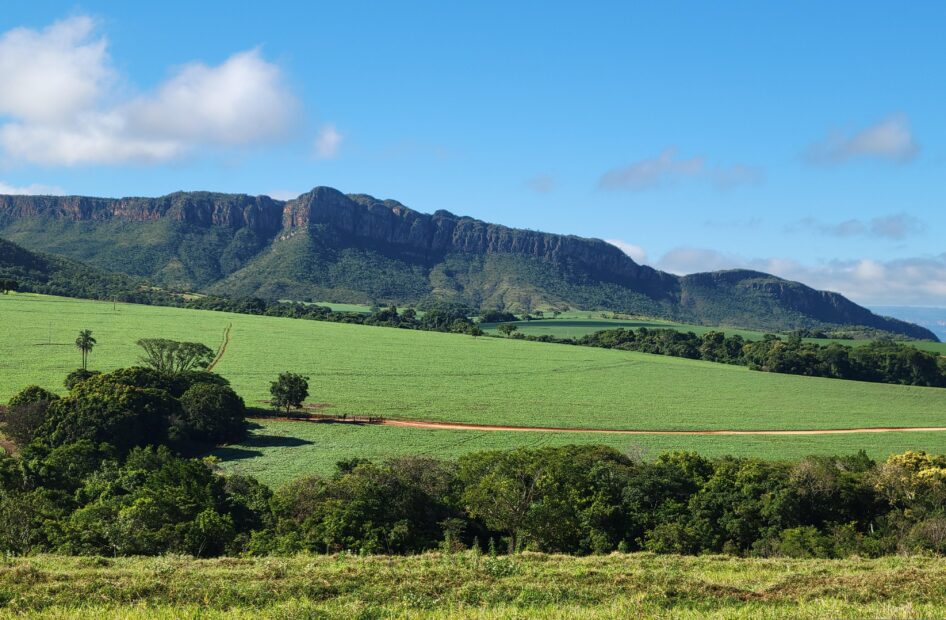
xmin=215 ymin=419 xmax=946 ymax=487
xmin=2 ymin=553 xmax=946 ymax=619
xmin=481 ymin=316 xmax=769 ymax=340
xmin=3 ymin=294 xmax=946 ymax=479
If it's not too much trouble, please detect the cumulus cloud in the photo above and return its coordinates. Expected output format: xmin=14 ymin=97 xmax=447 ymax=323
xmin=525 ymin=174 xmax=556 ymax=193
xmin=606 ymin=239 xmax=647 ymax=264
xmin=0 ymin=181 xmax=65 ymax=195
xmin=0 ymin=16 xmax=111 ymax=124
xmin=313 ymin=124 xmax=343 ymax=160
xmin=806 ymin=116 xmax=919 ymax=164
xmin=0 ymin=17 xmax=299 ymax=166
xmin=599 ymin=148 xmax=761 ymax=192
xmin=789 ymin=213 xmax=925 ymax=240
xmin=654 ymin=247 xmax=946 ymax=306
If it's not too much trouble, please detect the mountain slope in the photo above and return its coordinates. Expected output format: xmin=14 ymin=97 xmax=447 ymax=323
xmin=0 ymin=188 xmax=937 ymax=340
xmin=0 ymin=237 xmax=146 ymax=300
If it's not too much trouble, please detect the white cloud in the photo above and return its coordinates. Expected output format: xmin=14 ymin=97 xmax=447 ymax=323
xmin=654 ymin=247 xmax=946 ymax=306
xmin=0 ymin=16 xmax=111 ymax=123
xmin=0 ymin=181 xmax=65 ymax=195
xmin=806 ymin=115 xmax=919 ymax=164
xmin=789 ymin=213 xmax=925 ymax=240
xmin=599 ymin=148 xmax=761 ymax=192
xmin=314 ymin=123 xmax=342 ymax=160
xmin=0 ymin=17 xmax=299 ymax=166
xmin=606 ymin=239 xmax=647 ymax=264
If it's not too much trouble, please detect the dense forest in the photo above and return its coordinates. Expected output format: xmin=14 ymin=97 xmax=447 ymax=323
xmin=2 ymin=363 xmax=946 ymax=558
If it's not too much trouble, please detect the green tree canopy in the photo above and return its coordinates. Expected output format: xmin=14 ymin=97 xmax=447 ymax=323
xmin=269 ymin=372 xmax=309 ymax=415
xmin=137 ymin=339 xmax=215 ymax=374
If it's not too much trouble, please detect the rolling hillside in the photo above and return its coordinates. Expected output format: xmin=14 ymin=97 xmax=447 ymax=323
xmin=0 ymin=237 xmax=147 ymax=300
xmin=0 ymin=188 xmax=935 ymax=339
xmin=3 ymin=294 xmax=945 ymax=484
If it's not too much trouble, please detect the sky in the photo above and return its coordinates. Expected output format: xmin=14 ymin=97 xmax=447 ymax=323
xmin=0 ymin=1 xmax=943 ymax=306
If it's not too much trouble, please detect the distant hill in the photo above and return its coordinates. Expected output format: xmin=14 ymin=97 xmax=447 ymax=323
xmin=0 ymin=188 xmax=937 ymax=340
xmin=872 ymin=306 xmax=946 ymax=341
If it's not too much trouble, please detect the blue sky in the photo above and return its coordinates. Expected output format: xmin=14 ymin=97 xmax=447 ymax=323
xmin=0 ymin=1 xmax=944 ymax=305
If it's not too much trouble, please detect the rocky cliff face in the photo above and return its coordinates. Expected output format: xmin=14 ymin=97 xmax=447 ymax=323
xmin=0 ymin=192 xmax=285 ymax=235
xmin=285 ymin=187 xmax=676 ymax=295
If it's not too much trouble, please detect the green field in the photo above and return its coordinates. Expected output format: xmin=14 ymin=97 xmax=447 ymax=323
xmin=216 ymin=419 xmax=946 ymax=487
xmin=481 ymin=316 xmax=769 ymax=340
xmin=2 ymin=553 xmax=945 ymax=619
xmin=4 ymin=294 xmax=946 ymax=479
xmin=482 ymin=316 xmax=946 ymax=354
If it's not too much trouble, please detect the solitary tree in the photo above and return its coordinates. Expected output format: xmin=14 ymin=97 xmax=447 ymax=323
xmin=270 ymin=372 xmax=309 ymax=415
xmin=137 ymin=339 xmax=214 ymax=374
xmin=75 ymin=330 xmax=97 ymax=370
xmin=0 ymin=279 xmax=18 ymax=294
xmin=497 ymin=323 xmax=518 ymax=337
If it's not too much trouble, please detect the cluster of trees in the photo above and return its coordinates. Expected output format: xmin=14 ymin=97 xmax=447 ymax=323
xmin=3 ymin=421 xmax=946 ymax=558
xmin=576 ymin=328 xmax=946 ymax=387
xmin=3 ymin=366 xmax=246 ymax=456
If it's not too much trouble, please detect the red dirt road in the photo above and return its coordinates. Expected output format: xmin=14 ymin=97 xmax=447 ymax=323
xmin=382 ymin=419 xmax=946 ymax=436
xmin=250 ymin=415 xmax=946 ymax=436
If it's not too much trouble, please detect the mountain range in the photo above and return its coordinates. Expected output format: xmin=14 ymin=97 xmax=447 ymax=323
xmin=0 ymin=187 xmax=936 ymax=340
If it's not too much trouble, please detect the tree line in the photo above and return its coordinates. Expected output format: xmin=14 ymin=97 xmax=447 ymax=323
xmin=572 ymin=328 xmax=946 ymax=387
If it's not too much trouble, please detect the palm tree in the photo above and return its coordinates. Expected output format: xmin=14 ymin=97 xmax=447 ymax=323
xmin=75 ymin=330 xmax=96 ymax=370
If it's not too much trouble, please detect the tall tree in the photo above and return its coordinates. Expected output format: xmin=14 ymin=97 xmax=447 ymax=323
xmin=137 ymin=339 xmax=214 ymax=374
xmin=269 ymin=372 xmax=309 ymax=415
xmin=75 ymin=330 xmax=96 ymax=370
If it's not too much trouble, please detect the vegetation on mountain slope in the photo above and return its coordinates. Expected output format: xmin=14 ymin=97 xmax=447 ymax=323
xmin=0 ymin=188 xmax=935 ymax=339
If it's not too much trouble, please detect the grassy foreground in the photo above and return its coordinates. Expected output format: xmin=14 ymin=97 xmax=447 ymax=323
xmin=1 ymin=553 xmax=945 ymax=619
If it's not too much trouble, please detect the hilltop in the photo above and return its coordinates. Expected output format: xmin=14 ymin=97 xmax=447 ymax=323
xmin=0 ymin=188 xmax=936 ymax=339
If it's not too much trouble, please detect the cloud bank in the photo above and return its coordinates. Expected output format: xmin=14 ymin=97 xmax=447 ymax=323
xmin=655 ymin=248 xmax=946 ymax=306
xmin=599 ymin=148 xmax=762 ymax=192
xmin=789 ymin=213 xmax=925 ymax=240
xmin=0 ymin=16 xmax=299 ymax=166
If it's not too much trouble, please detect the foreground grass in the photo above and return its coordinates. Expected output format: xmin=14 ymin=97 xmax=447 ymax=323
xmin=3 ymin=295 xmax=945 ymax=436
xmin=216 ymin=420 xmax=946 ymax=486
xmin=1 ymin=553 xmax=945 ymax=619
